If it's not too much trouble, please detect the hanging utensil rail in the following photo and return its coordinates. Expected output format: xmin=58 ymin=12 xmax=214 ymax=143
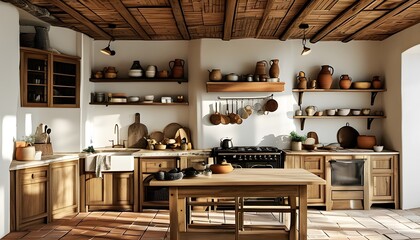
xmin=217 ymin=94 xmax=273 ymax=100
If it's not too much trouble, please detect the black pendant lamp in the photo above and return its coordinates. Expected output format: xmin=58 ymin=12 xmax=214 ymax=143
xmin=101 ymin=24 xmax=116 ymax=56
xmin=299 ymin=23 xmax=311 ymax=56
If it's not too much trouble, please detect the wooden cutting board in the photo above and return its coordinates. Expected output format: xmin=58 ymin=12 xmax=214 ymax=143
xmin=127 ymin=113 xmax=148 ymax=148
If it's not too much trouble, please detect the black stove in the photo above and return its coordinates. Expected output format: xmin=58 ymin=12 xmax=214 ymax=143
xmin=212 ymin=146 xmax=284 ymax=169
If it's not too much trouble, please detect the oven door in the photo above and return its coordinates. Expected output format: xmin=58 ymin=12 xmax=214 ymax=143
xmin=329 ymin=159 xmax=365 ymax=186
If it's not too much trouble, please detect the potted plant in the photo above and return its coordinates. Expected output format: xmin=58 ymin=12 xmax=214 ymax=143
xmin=290 ymin=131 xmax=306 ymax=151
xmin=15 ymin=135 xmax=36 ymax=160
xmin=80 ymin=145 xmax=96 ymax=157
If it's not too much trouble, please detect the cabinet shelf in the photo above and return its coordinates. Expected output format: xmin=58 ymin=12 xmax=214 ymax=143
xmin=292 ymin=88 xmax=386 ymax=106
xmin=90 ymin=102 xmax=189 ymax=106
xmin=293 ymin=115 xmax=386 ymax=130
xmin=54 ymin=72 xmax=77 ymax=77
xmin=207 ymin=82 xmax=285 ymax=92
xmin=90 ymin=78 xmax=188 ymax=83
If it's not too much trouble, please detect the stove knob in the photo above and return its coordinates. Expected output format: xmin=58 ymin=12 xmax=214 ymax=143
xmin=233 ymin=155 xmax=237 ymax=159
xmin=238 ymin=155 xmax=243 ymax=161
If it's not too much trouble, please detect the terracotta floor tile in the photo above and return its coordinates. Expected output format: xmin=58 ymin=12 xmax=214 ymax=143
xmin=2 ymin=231 xmax=29 ymax=239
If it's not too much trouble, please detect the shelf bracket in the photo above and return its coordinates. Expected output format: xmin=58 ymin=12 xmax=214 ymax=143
xmin=370 ymin=92 xmax=378 ymax=106
xmin=300 ymin=118 xmax=306 ymax=130
xmin=367 ymin=118 xmax=374 ymax=129
xmin=298 ymin=92 xmax=303 ymax=106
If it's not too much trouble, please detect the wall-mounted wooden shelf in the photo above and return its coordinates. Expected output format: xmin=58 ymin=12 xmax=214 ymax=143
xmin=90 ymin=102 xmax=188 ymax=107
xmin=207 ymin=82 xmax=285 ymax=92
xmin=293 ymin=115 xmax=386 ymax=130
xmin=292 ymin=88 xmax=386 ymax=106
xmin=90 ymin=78 xmax=187 ymax=84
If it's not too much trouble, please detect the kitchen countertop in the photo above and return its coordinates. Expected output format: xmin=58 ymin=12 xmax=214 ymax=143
xmin=10 ymin=153 xmax=80 ymax=171
xmin=133 ymin=149 xmax=211 ymax=157
xmin=284 ymin=149 xmax=399 ymax=155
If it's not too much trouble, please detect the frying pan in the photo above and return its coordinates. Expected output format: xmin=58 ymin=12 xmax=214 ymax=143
xmin=337 ymin=123 xmax=359 ymax=148
xmin=228 ymin=99 xmax=237 ymax=124
xmin=210 ymin=101 xmax=221 ymax=125
xmin=220 ymin=101 xmax=230 ymax=125
xmin=265 ymin=98 xmax=278 ymax=112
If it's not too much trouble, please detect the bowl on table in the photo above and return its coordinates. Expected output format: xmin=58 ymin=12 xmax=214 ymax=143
xmin=373 ymin=145 xmax=384 ymax=152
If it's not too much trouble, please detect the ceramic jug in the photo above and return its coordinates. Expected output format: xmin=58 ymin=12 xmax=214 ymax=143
xmin=305 ymin=106 xmax=317 ymax=116
xmin=317 ymin=65 xmax=334 ymax=89
xmin=208 ymin=69 xmax=222 ymax=81
xmin=297 ymin=71 xmax=307 ymax=89
xmin=339 ymin=74 xmax=352 ymax=89
xmin=254 ymin=60 xmax=268 ymax=76
xmin=372 ymin=76 xmax=382 ymax=89
xmin=269 ymin=59 xmax=280 ymax=78
xmin=169 ymin=59 xmax=185 ymax=78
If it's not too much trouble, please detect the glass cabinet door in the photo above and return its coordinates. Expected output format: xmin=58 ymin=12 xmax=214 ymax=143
xmin=22 ymin=53 xmax=49 ymax=106
xmin=52 ymin=57 xmax=79 ymax=106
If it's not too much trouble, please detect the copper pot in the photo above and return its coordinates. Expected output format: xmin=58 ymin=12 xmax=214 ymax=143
xmin=357 ymin=135 xmax=376 ymax=149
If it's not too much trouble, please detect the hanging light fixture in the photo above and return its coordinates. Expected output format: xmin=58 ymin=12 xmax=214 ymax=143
xmin=299 ymin=23 xmax=311 ymax=56
xmin=101 ymin=24 xmax=116 ymax=56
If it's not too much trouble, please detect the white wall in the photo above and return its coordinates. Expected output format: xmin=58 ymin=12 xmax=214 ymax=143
xmin=381 ymin=23 xmax=420 ymax=209
xmin=0 ymin=2 xmax=19 ymax=237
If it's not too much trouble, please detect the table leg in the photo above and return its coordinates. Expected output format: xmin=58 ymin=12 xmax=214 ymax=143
xmin=169 ymin=187 xmax=180 ymax=240
xmin=299 ymin=186 xmax=308 ymax=240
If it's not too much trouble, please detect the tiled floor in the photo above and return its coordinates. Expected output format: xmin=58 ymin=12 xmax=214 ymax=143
xmin=3 ymin=208 xmax=420 ymax=239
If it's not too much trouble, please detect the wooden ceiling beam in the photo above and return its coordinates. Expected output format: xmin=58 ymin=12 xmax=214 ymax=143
xmin=108 ymin=0 xmax=150 ymax=40
xmin=223 ymin=0 xmax=238 ymax=41
xmin=342 ymin=0 xmax=419 ymax=42
xmin=169 ymin=0 xmax=190 ymax=40
xmin=48 ymin=0 xmax=111 ymax=39
xmin=255 ymin=0 xmax=275 ymax=38
xmin=279 ymin=0 xmax=318 ymax=41
xmin=310 ymin=0 xmax=377 ymax=43
xmin=3 ymin=0 xmax=62 ymax=25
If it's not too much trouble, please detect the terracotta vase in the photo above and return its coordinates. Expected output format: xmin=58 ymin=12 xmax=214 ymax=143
xmin=269 ymin=59 xmax=280 ymax=78
xmin=339 ymin=74 xmax=352 ymax=89
xmin=254 ymin=60 xmax=268 ymax=76
xmin=169 ymin=59 xmax=185 ymax=78
xmin=317 ymin=65 xmax=334 ymax=89
xmin=372 ymin=76 xmax=383 ymax=89
xmin=208 ymin=69 xmax=222 ymax=81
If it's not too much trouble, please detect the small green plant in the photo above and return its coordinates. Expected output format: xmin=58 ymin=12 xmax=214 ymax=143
xmin=21 ymin=135 xmax=35 ymax=146
xmin=82 ymin=146 xmax=96 ymax=153
xmin=290 ymin=131 xmax=306 ymax=142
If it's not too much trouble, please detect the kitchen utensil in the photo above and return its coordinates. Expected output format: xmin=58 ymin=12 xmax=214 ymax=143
xmin=163 ymin=122 xmax=182 ymax=139
xmin=128 ymin=96 xmax=140 ymax=102
xmin=157 ymin=70 xmax=169 ymax=78
xmin=46 ymin=128 xmax=51 ymax=143
xmin=149 ymin=131 xmax=164 ymax=143
xmin=245 ymin=100 xmax=253 ymax=116
xmin=208 ymin=69 xmax=222 ymax=81
xmin=362 ymin=108 xmax=371 ymax=115
xmin=210 ymin=102 xmax=222 ymax=125
xmin=220 ymin=137 xmax=233 ymax=149
xmin=339 ymin=74 xmax=352 ymax=89
xmin=305 ymin=106 xmax=317 ymax=116
xmin=265 ymin=98 xmax=278 ymax=112
xmin=144 ymin=95 xmax=154 ymax=101
xmin=220 ymin=102 xmax=230 ymax=125
xmin=235 ymin=100 xmax=242 ymax=124
xmin=228 ymin=100 xmax=237 ymax=124
xmin=128 ymin=69 xmax=142 ymax=78
xmin=175 ymin=127 xmax=192 ymax=148
xmin=372 ymin=76 xmax=383 ymax=89
xmin=317 ymin=65 xmax=334 ymax=89
xmin=314 ymin=111 xmax=323 ymax=116
xmin=307 ymin=131 xmax=319 ymax=144
xmin=269 ymin=59 xmax=280 ymax=78
xmin=154 ymin=144 xmax=167 ymax=150
xmin=337 ymin=108 xmax=350 ymax=116
xmin=326 ymin=109 xmax=336 ymax=116
xmin=226 ymin=73 xmax=239 ymax=81
xmin=357 ymin=135 xmax=376 ymax=149
xmin=169 ymin=59 xmax=185 ymax=78
xmin=337 ymin=122 xmax=359 ymax=148
xmin=210 ymin=161 xmax=233 ymax=174
xmin=240 ymin=100 xmax=249 ymax=119
xmin=302 ymin=144 xmax=316 ymax=151
xmin=352 ymin=81 xmax=371 ymax=89
xmin=373 ymin=145 xmax=383 ymax=152
xmin=127 ymin=113 xmax=148 ymax=148
xmin=351 ymin=109 xmax=361 ymax=115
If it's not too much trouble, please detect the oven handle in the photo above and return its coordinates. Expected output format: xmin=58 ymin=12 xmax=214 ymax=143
xmin=251 ymin=164 xmax=274 ymax=168
xmin=329 ymin=159 xmax=366 ymax=164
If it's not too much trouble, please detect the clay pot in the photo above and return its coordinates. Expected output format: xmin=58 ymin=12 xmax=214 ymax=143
xmin=169 ymin=59 xmax=185 ymax=78
xmin=339 ymin=74 xmax=352 ymax=89
xmin=297 ymin=71 xmax=307 ymax=89
xmin=15 ymin=146 xmax=36 ymax=161
xmin=209 ymin=69 xmax=222 ymax=81
xmin=357 ymin=135 xmax=377 ymax=149
xmin=254 ymin=60 xmax=268 ymax=76
xmin=372 ymin=76 xmax=383 ymax=89
xmin=269 ymin=59 xmax=280 ymax=78
xmin=317 ymin=65 xmax=334 ymax=89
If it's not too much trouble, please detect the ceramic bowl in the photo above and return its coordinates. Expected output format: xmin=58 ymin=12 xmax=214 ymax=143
xmin=352 ymin=81 xmax=371 ymax=89
xmin=128 ymin=96 xmax=140 ymax=102
xmin=144 ymin=95 xmax=154 ymax=101
xmin=210 ymin=163 xmax=233 ymax=174
xmin=362 ymin=108 xmax=371 ymax=115
xmin=302 ymin=144 xmax=316 ymax=151
xmin=373 ymin=145 xmax=384 ymax=152
xmin=128 ymin=69 xmax=142 ymax=77
xmin=326 ymin=109 xmax=336 ymax=116
xmin=351 ymin=109 xmax=361 ymax=116
xmin=145 ymin=71 xmax=156 ymax=78
xmin=337 ymin=108 xmax=350 ymax=116
xmin=154 ymin=144 xmax=167 ymax=150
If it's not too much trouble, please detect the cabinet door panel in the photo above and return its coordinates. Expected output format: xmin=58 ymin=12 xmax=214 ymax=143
xmin=85 ymin=173 xmax=112 ymax=205
xmin=372 ymin=175 xmax=393 ymax=200
xmin=21 ymin=182 xmax=47 ymax=220
xmin=308 ymin=173 xmax=325 ymax=203
xmin=113 ymin=173 xmax=134 ymax=205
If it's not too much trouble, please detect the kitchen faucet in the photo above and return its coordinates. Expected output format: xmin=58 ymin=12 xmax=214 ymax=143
xmin=110 ymin=124 xmax=124 ymax=148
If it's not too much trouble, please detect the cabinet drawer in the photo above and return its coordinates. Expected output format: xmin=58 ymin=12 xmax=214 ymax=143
xmin=19 ymin=166 xmax=48 ymax=183
xmin=142 ymin=159 xmax=176 ymax=173
xmin=371 ymin=155 xmax=393 ymax=172
xmin=301 ymin=156 xmax=324 ymax=172
xmin=332 ymin=190 xmax=364 ymax=200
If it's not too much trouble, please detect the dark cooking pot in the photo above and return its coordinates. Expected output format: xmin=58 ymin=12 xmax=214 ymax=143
xmin=220 ymin=137 xmax=233 ymax=149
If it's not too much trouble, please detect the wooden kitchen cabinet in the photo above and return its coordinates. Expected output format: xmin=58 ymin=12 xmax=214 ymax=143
xmin=20 ymin=47 xmax=80 ymax=108
xmin=50 ymin=160 xmax=79 ymax=220
xmin=370 ymin=155 xmax=399 ymax=208
xmin=284 ymin=155 xmax=325 ymax=205
xmin=12 ymin=166 xmax=49 ymax=230
xmin=80 ymin=157 xmax=139 ymax=212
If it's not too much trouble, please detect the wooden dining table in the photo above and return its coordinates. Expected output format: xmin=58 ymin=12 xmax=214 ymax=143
xmin=150 ymin=168 xmax=326 ymax=240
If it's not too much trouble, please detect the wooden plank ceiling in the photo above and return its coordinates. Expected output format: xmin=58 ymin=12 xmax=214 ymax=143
xmin=4 ymin=0 xmax=420 ymax=42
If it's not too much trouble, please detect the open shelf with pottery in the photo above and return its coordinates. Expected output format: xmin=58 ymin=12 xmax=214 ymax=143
xmin=90 ymin=102 xmax=188 ymax=106
xmin=89 ymin=78 xmax=188 ymax=83
xmin=206 ymin=82 xmax=285 ymax=92
xmin=292 ymin=89 xmax=386 ymax=106
xmin=293 ymin=115 xmax=386 ymax=130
